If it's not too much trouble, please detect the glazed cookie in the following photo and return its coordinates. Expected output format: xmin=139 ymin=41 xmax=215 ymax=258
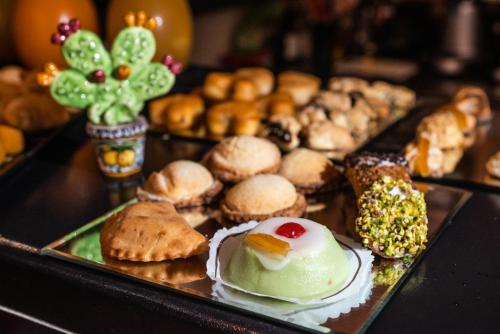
xmin=204 ymin=135 xmax=281 ymax=183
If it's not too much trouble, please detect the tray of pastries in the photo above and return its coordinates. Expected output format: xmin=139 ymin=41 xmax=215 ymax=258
xmin=43 ymin=141 xmax=470 ymax=334
xmin=0 ymin=65 xmax=76 ymax=179
xmin=148 ymin=68 xmax=417 ymax=160
xmin=401 ymin=86 xmax=500 ymax=190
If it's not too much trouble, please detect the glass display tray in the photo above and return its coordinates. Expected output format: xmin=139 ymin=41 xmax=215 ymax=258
xmin=42 ymin=183 xmax=470 ymax=333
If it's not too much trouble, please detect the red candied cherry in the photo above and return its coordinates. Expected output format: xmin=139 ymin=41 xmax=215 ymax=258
xmin=69 ymin=18 xmax=81 ymax=32
xmin=161 ymin=54 xmax=175 ymax=66
xmin=51 ymin=32 xmax=66 ymax=45
xmin=276 ymin=222 xmax=306 ymax=239
xmin=170 ymin=62 xmax=183 ymax=75
xmin=89 ymin=69 xmax=106 ymax=83
xmin=58 ymin=22 xmax=72 ymax=35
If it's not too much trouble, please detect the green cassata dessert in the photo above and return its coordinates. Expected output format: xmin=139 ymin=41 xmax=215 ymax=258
xmin=42 ymin=13 xmax=180 ymax=125
xmin=225 ymin=217 xmax=349 ymax=301
xmin=356 ymin=176 xmax=428 ymax=259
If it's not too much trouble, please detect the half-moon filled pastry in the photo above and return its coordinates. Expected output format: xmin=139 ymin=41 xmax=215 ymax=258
xmin=100 ymin=201 xmax=209 ymax=262
xmin=277 ymin=71 xmax=320 ymax=106
xmin=232 ymin=78 xmax=258 ymax=102
xmin=206 ymin=101 xmax=262 ymax=136
xmin=137 ymin=160 xmax=223 ymax=208
xmin=204 ymin=135 xmax=281 ymax=183
xmin=149 ymin=94 xmax=204 ymax=132
xmin=260 ymin=114 xmax=301 ymax=151
xmin=279 ymin=148 xmax=341 ymax=194
xmin=344 ymin=152 xmax=411 ymax=198
xmin=105 ymin=255 xmax=207 ymax=285
xmin=221 ymin=174 xmax=307 ymax=224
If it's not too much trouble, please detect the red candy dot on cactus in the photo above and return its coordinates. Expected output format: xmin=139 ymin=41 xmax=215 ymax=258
xmin=51 ymin=33 xmax=65 ymax=45
xmin=276 ymin=222 xmax=306 ymax=239
xmin=69 ymin=18 xmax=81 ymax=32
xmin=170 ymin=62 xmax=183 ymax=75
xmin=89 ymin=69 xmax=106 ymax=83
xmin=58 ymin=22 xmax=71 ymax=35
xmin=161 ymin=54 xmax=175 ymax=66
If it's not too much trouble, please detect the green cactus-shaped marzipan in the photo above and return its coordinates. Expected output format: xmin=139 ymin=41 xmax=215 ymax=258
xmin=50 ymin=27 xmax=175 ymax=125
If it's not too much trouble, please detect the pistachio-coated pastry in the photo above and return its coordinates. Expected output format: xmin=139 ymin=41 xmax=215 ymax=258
xmin=356 ymin=176 xmax=428 ymax=258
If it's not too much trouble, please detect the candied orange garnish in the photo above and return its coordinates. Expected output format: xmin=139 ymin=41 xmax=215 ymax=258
xmin=244 ymin=233 xmax=290 ymax=256
xmin=451 ymin=107 xmax=467 ymax=131
xmin=416 ymin=137 xmax=430 ymax=177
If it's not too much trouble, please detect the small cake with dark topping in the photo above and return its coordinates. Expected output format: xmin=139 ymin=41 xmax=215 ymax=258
xmin=344 ymin=152 xmax=411 ymax=198
xmin=356 ymin=176 xmax=428 ymax=258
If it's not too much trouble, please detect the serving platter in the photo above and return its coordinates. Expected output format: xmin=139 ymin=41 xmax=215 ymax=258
xmin=43 ymin=183 xmax=470 ymax=334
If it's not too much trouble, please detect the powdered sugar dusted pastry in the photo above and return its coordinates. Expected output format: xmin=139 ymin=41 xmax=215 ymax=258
xmin=404 ymin=141 xmax=445 ymax=177
xmin=416 ymin=112 xmax=464 ymax=149
xmin=260 ymin=114 xmax=301 ymax=151
xmin=204 ymin=135 xmax=281 ymax=183
xmin=304 ymin=121 xmax=356 ymax=158
xmin=138 ymin=160 xmax=223 ymax=208
xmin=100 ymin=202 xmax=208 ymax=262
xmin=486 ymin=151 xmax=500 ymax=179
xmin=454 ymin=86 xmax=491 ymax=122
xmin=221 ymin=174 xmax=307 ymax=224
xmin=279 ymin=148 xmax=341 ymax=194
xmin=277 ymin=71 xmax=320 ymax=106
xmin=328 ymin=77 xmax=369 ymax=93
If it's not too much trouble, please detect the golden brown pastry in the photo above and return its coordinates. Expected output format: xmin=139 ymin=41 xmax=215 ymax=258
xmin=304 ymin=121 xmax=356 ymax=158
xmin=100 ymin=201 xmax=208 ymax=262
xmin=206 ymin=101 xmax=262 ymax=136
xmin=0 ymin=124 xmax=24 ymax=155
xmin=1 ymin=93 xmax=69 ymax=132
xmin=105 ymin=256 xmax=207 ymax=285
xmin=232 ymin=78 xmax=258 ymax=102
xmin=235 ymin=67 xmax=274 ymax=96
xmin=441 ymin=148 xmax=463 ymax=174
xmin=486 ymin=151 xmax=500 ymax=179
xmin=204 ymin=135 xmax=281 ymax=183
xmin=220 ymin=174 xmax=307 ymax=224
xmin=404 ymin=140 xmax=445 ymax=177
xmin=279 ymin=148 xmax=341 ymax=194
xmin=344 ymin=152 xmax=411 ymax=198
xmin=255 ymin=92 xmax=295 ymax=117
xmin=137 ymin=160 xmax=223 ymax=208
xmin=277 ymin=71 xmax=320 ymax=106
xmin=203 ymin=72 xmax=234 ymax=101
xmin=371 ymin=81 xmax=416 ymax=111
xmin=454 ymin=86 xmax=491 ymax=122
xmin=0 ymin=66 xmax=25 ymax=86
xmin=260 ymin=114 xmax=302 ymax=151
xmin=149 ymin=94 xmax=204 ymax=132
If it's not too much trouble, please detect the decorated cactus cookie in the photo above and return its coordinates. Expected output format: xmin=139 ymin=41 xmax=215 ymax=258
xmin=39 ymin=12 xmax=182 ymax=126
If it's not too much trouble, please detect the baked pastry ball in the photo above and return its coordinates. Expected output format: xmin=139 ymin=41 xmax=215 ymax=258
xmin=235 ymin=67 xmax=274 ymax=96
xmin=232 ymin=78 xmax=258 ymax=102
xmin=149 ymin=94 xmax=204 ymax=132
xmin=138 ymin=160 xmax=223 ymax=208
xmin=486 ymin=151 xmax=500 ymax=179
xmin=206 ymin=101 xmax=262 ymax=136
xmin=279 ymin=148 xmax=341 ymax=194
xmin=359 ymin=85 xmax=391 ymax=119
xmin=328 ymin=77 xmax=369 ymax=93
xmin=304 ymin=121 xmax=356 ymax=158
xmin=203 ymin=72 xmax=234 ymax=101
xmin=255 ymin=92 xmax=295 ymax=117
xmin=454 ymin=86 xmax=491 ymax=122
xmin=277 ymin=71 xmax=320 ymax=106
xmin=416 ymin=112 xmax=464 ymax=149
xmin=204 ymin=135 xmax=281 ymax=183
xmin=347 ymin=97 xmax=372 ymax=137
xmin=220 ymin=174 xmax=307 ymax=224
xmin=260 ymin=114 xmax=302 ymax=151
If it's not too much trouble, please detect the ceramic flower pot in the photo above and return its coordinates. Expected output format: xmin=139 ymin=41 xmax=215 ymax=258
xmin=86 ymin=116 xmax=147 ymax=178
